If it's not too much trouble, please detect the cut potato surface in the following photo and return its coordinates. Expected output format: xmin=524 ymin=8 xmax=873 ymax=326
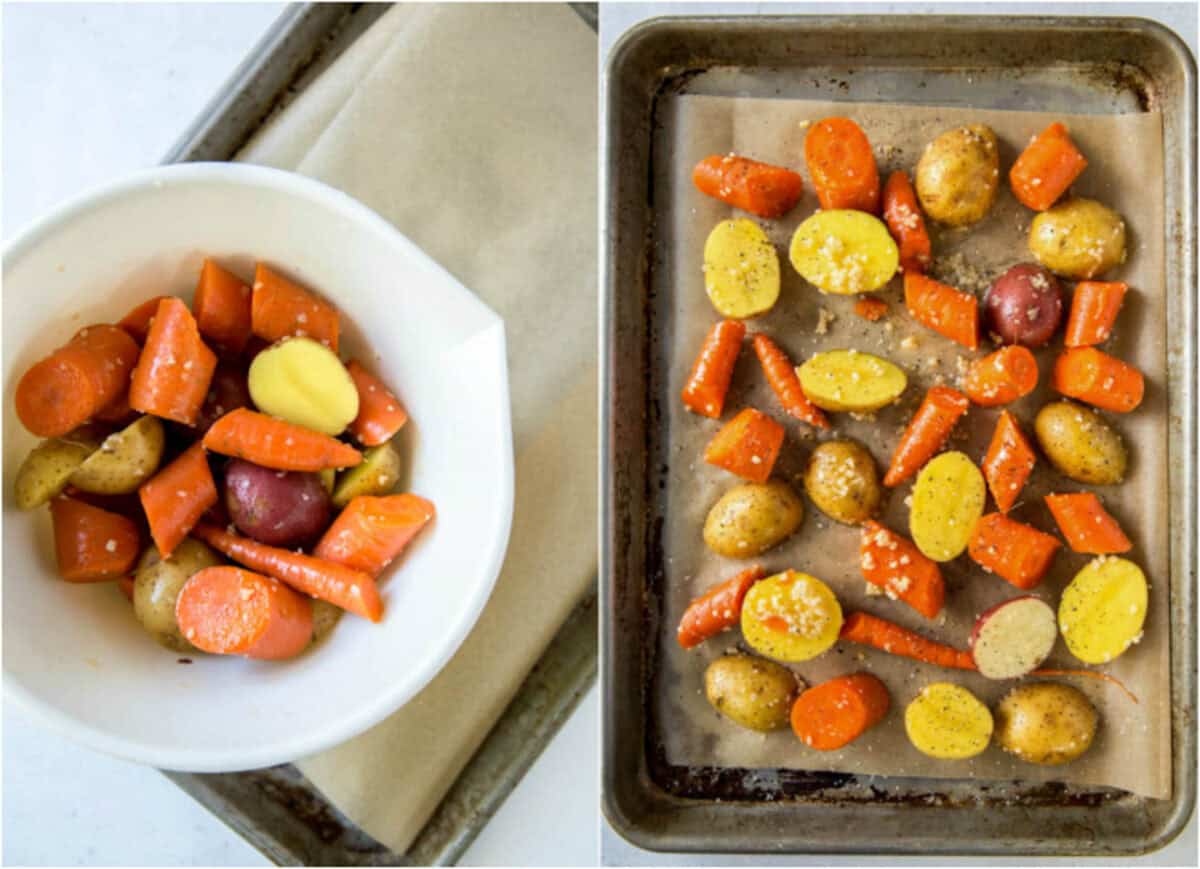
xmin=69 ymin=415 xmax=164 ymax=495
xmin=789 ymin=210 xmax=899 ymax=295
xmin=970 ymin=595 xmax=1057 ymax=679
xmin=910 ymin=451 xmax=985 ymax=562
xmin=741 ymin=570 xmax=842 ymax=663
xmin=797 ymin=349 xmax=907 ymax=413
xmin=905 ymin=682 xmax=993 ymax=759
xmin=248 ymin=337 xmax=360 ymax=436
xmin=1059 ymin=556 xmax=1148 ymax=664
xmin=703 ymin=218 xmax=781 ymax=318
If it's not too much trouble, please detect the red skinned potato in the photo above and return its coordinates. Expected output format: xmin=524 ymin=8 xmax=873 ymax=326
xmin=223 ymin=458 xmax=332 ymax=548
xmin=970 ymin=595 xmax=1058 ymax=679
xmin=983 ymin=263 xmax=1064 ymax=348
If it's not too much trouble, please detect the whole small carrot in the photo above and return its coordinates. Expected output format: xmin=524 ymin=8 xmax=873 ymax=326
xmin=839 ymin=611 xmax=976 ymax=670
xmin=791 ymin=673 xmax=890 ymax=750
xmin=128 ymin=297 xmax=218 ymax=426
xmin=193 ymin=259 xmax=252 ymax=355
xmin=1044 ymin=492 xmax=1132 ymax=554
xmin=314 ymin=494 xmax=436 ymax=578
xmin=968 ymin=512 xmax=1061 ymax=590
xmin=345 ymin=360 xmax=409 ymax=447
xmin=176 ymin=566 xmax=312 ymax=659
xmin=138 ymin=443 xmax=217 ymax=559
xmin=681 ymin=320 xmax=746 ymax=419
xmin=981 ymin=410 xmax=1036 ymax=513
xmin=750 ymin=333 xmax=829 ymax=429
xmin=853 ymin=297 xmax=888 ymax=321
xmin=692 ymin=154 xmax=804 ymax=219
xmin=883 ymin=386 xmax=969 ymax=487
xmin=1065 ymin=281 xmax=1127 ymax=347
xmin=50 ymin=496 xmax=140 ymax=582
xmin=1053 ymin=347 xmax=1144 ymax=413
xmin=1009 ymin=122 xmax=1088 ymax=212
xmin=703 ymin=408 xmax=784 ymax=483
xmin=882 ymin=171 xmax=931 ymax=274
xmin=963 ymin=345 xmax=1039 ymax=407
xmin=859 ymin=520 xmax=944 ymax=619
xmin=904 ymin=272 xmax=979 ymax=350
xmin=676 ymin=565 xmax=765 ymax=649
xmin=203 ymin=408 xmax=362 ymax=471
xmin=804 ymin=117 xmax=881 ymax=213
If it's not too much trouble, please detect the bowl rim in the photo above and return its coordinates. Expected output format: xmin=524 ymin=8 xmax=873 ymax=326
xmin=3 ymin=162 xmax=515 ymax=772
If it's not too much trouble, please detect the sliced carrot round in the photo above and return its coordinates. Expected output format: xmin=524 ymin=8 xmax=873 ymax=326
xmin=791 ymin=673 xmax=890 ymax=750
xmin=176 ymin=566 xmax=313 ymax=659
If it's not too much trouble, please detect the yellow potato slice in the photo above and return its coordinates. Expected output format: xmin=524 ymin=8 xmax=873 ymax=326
xmin=905 ymin=682 xmax=993 ymax=759
xmin=248 ymin=337 xmax=360 ymax=436
xmin=740 ymin=570 xmax=842 ymax=663
xmin=1058 ymin=556 xmax=1148 ymax=664
xmin=910 ymin=451 xmax=985 ymax=562
xmin=69 ymin=416 xmax=163 ymax=495
xmin=703 ymin=218 xmax=781 ymax=318
xmin=796 ymin=349 xmax=907 ymax=413
xmin=789 ymin=210 xmax=899 ymax=295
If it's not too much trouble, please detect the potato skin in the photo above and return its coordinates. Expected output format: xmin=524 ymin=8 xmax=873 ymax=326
xmin=68 ymin=415 xmax=164 ymax=494
xmin=223 ymin=458 xmax=332 ymax=547
xmin=133 ymin=539 xmax=222 ymax=652
xmin=703 ymin=480 xmax=804 ymax=557
xmin=995 ymin=682 xmax=1097 ymax=765
xmin=332 ymin=441 xmax=401 ymax=508
xmin=14 ymin=435 xmax=97 ymax=509
xmin=1029 ymin=198 xmax=1126 ymax=279
xmin=1035 ymin=401 xmax=1128 ymax=485
xmin=704 ymin=654 xmax=798 ymax=732
xmin=915 ymin=124 xmax=1000 ymax=227
xmin=983 ymin=263 xmax=1064 ymax=348
xmin=804 ymin=440 xmax=881 ymax=525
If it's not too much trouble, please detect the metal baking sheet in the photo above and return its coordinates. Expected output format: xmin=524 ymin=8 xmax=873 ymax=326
xmin=601 ymin=14 xmax=1196 ymax=856
xmin=161 ymin=3 xmax=599 ymax=865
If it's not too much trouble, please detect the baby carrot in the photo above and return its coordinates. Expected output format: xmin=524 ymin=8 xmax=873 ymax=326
xmin=963 ymin=345 xmax=1039 ymax=407
xmin=904 ymin=272 xmax=979 ymax=350
xmin=128 ymin=297 xmax=218 ymax=426
xmin=981 ymin=410 xmax=1036 ymax=513
xmin=692 ymin=154 xmax=804 ymax=219
xmin=703 ymin=408 xmax=785 ymax=483
xmin=176 ymin=566 xmax=312 ymax=659
xmin=859 ymin=520 xmax=944 ymax=619
xmin=804 ymin=117 xmax=881 ymax=213
xmin=1065 ymin=281 xmax=1127 ymax=347
xmin=853 ymin=297 xmax=888 ymax=321
xmin=681 ymin=320 xmax=745 ymax=419
xmin=138 ymin=443 xmax=217 ymax=559
xmin=15 ymin=324 xmax=140 ymax=437
xmin=1053 ymin=347 xmax=1144 ymax=413
xmin=346 ymin=360 xmax=409 ymax=447
xmin=790 ymin=673 xmax=890 ymax=750
xmin=1009 ymin=122 xmax=1088 ymax=212
xmin=314 ymin=494 xmax=436 ymax=578
xmin=202 ymin=408 xmax=362 ymax=471
xmin=676 ymin=565 xmax=765 ymax=650
xmin=193 ymin=259 xmax=252 ymax=355
xmin=883 ymin=386 xmax=969 ymax=487
xmin=839 ymin=611 xmax=976 ymax=670
xmin=882 ymin=171 xmax=931 ymax=274
xmin=251 ymin=264 xmax=339 ymax=352
xmin=50 ymin=496 xmax=140 ymax=582
xmin=1044 ymin=492 xmax=1132 ymax=554
xmin=968 ymin=512 xmax=1061 ymax=590
xmin=118 ymin=295 xmax=171 ymax=344
xmin=750 ymin=333 xmax=829 ymax=429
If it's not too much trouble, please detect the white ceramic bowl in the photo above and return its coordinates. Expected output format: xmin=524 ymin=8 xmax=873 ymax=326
xmin=2 ymin=163 xmax=513 ymax=771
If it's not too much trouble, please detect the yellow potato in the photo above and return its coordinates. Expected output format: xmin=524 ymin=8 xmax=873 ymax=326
xmin=704 ymin=654 xmax=798 ymax=732
xmin=905 ymin=682 xmax=993 ymax=759
xmin=310 ymin=599 xmax=344 ymax=647
xmin=332 ymin=441 xmax=401 ymax=508
xmin=915 ymin=124 xmax=1000 ymax=227
xmin=318 ymin=468 xmax=336 ymax=494
xmin=1058 ymin=556 xmax=1148 ymax=664
xmin=702 ymin=480 xmax=804 ymax=558
xmin=803 ymin=439 xmax=881 ymax=525
xmin=702 ymin=218 xmax=781 ymax=318
xmin=1029 ymin=198 xmax=1126 ymax=279
xmin=1035 ymin=401 xmax=1127 ymax=485
xmin=69 ymin=416 xmax=164 ymax=495
xmin=13 ymin=434 xmax=98 ymax=509
xmin=133 ymin=539 xmax=221 ymax=652
xmin=910 ymin=451 xmax=985 ymax=562
xmin=788 ymin=210 xmax=899 ymax=295
xmin=248 ymin=337 xmax=360 ymax=435
xmin=741 ymin=570 xmax=842 ymax=663
xmin=796 ymin=350 xmax=907 ymax=413
xmin=995 ymin=682 xmax=1098 ymax=765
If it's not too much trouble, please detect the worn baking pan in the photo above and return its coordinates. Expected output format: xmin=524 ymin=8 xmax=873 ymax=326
xmin=160 ymin=3 xmax=599 ymax=865
xmin=601 ymin=15 xmax=1196 ymax=856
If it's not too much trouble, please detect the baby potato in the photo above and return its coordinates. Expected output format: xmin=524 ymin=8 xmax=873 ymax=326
xmin=134 ymin=539 xmax=222 ymax=652
xmin=1059 ymin=556 xmax=1148 ymax=664
xmin=13 ymin=433 xmax=98 ymax=509
xmin=788 ymin=210 xmax=899 ymax=295
xmin=703 ymin=480 xmax=804 ymax=558
xmin=804 ymin=439 xmax=881 ymax=525
xmin=1035 ymin=400 xmax=1128 ymax=485
xmin=1029 ymin=198 xmax=1126 ymax=279
xmin=332 ymin=441 xmax=401 ymax=508
xmin=248 ymin=337 xmax=360 ymax=436
xmin=995 ymin=682 xmax=1098 ymax=765
xmin=910 ymin=451 xmax=985 ymax=562
xmin=310 ymin=599 xmax=344 ymax=647
xmin=905 ymin=682 xmax=993 ymax=760
xmin=741 ymin=570 xmax=843 ymax=663
xmin=703 ymin=218 xmax=781 ymax=318
xmin=797 ymin=350 xmax=907 ymax=413
xmin=704 ymin=654 xmax=798 ymax=731
xmin=69 ymin=415 xmax=164 ymax=494
xmin=915 ymin=124 xmax=1000 ymax=227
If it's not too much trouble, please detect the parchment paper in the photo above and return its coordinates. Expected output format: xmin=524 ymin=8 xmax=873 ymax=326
xmin=656 ymin=95 xmax=1169 ymax=799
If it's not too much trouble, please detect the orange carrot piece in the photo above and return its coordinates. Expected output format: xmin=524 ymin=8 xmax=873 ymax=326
xmin=676 ymin=565 xmax=765 ymax=650
xmin=681 ymin=320 xmax=746 ymax=419
xmin=859 ymin=520 xmax=944 ymax=619
xmin=128 ymin=298 xmax=218 ymax=425
xmin=176 ymin=566 xmax=312 ymax=659
xmin=703 ymin=408 xmax=784 ymax=483
xmin=853 ymin=297 xmax=888 ymax=321
xmin=904 ymin=272 xmax=979 ymax=350
xmin=346 ymin=360 xmax=409 ymax=447
xmin=313 ymin=494 xmax=436 ymax=578
xmin=963 ymin=345 xmax=1039 ymax=407
xmin=138 ymin=443 xmax=217 ymax=559
xmin=883 ymin=386 xmax=969 ymax=487
xmin=982 ymin=410 xmax=1036 ymax=513
xmin=202 ymin=408 xmax=362 ymax=471
xmin=118 ymin=575 xmax=135 ymax=601
xmin=1053 ymin=347 xmax=1144 ymax=413
xmin=193 ymin=259 xmax=252 ymax=355
xmin=15 ymin=324 xmax=139 ymax=437
xmin=251 ymin=264 xmax=339 ymax=352
xmin=1044 ymin=492 xmax=1132 ymax=554
xmin=1065 ymin=281 xmax=1127 ymax=348
xmin=94 ymin=388 xmax=136 ymax=425
xmin=50 ymin=496 xmax=140 ymax=582
xmin=839 ymin=611 xmax=976 ymax=670
xmin=692 ymin=154 xmax=804 ymax=219
xmin=790 ymin=673 xmax=890 ymax=750
xmin=118 ymin=296 xmax=172 ymax=344
xmin=1009 ymin=122 xmax=1088 ymax=212
xmin=750 ymin=333 xmax=829 ymax=429
xmin=882 ymin=171 xmax=931 ymax=274
xmin=804 ymin=117 xmax=881 ymax=213
xmin=968 ymin=512 xmax=1061 ymax=590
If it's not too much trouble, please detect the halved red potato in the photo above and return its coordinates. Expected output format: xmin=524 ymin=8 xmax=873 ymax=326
xmin=970 ymin=595 xmax=1057 ymax=679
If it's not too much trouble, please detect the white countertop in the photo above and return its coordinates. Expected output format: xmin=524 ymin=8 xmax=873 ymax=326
xmin=1 ymin=4 xmax=596 ymax=865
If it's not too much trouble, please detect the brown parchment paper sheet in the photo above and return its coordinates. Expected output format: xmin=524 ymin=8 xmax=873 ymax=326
xmin=655 ymin=95 xmax=1169 ymax=799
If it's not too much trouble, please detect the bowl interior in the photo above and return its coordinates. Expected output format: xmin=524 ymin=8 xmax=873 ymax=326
xmin=2 ymin=164 xmax=512 ymax=771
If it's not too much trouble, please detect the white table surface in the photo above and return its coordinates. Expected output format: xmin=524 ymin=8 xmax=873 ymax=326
xmin=1 ymin=4 xmax=597 ymax=866
xmin=598 ymin=2 xmax=1198 ymax=865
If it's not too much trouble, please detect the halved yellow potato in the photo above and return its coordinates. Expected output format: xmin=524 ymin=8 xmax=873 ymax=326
xmin=905 ymin=682 xmax=993 ymax=759
xmin=1059 ymin=556 xmax=1148 ymax=664
xmin=796 ymin=349 xmax=907 ymax=413
xmin=789 ymin=210 xmax=899 ymax=295
xmin=69 ymin=416 xmax=163 ymax=495
xmin=248 ymin=337 xmax=359 ymax=436
xmin=741 ymin=570 xmax=842 ymax=663
xmin=910 ymin=451 xmax=985 ymax=562
xmin=703 ymin=218 xmax=781 ymax=318
xmin=332 ymin=441 xmax=401 ymax=508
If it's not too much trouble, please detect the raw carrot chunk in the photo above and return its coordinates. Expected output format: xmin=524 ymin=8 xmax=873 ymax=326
xmin=176 ymin=566 xmax=312 ymax=659
xmin=251 ymin=264 xmax=339 ymax=352
xmin=883 ymin=386 xmax=969 ymax=487
xmin=1053 ymin=347 xmax=1144 ymax=413
xmin=314 ymin=494 xmax=435 ymax=578
xmin=804 ymin=117 xmax=881 ymax=213
xmin=1044 ymin=492 xmax=1132 ymax=554
xmin=882 ymin=171 xmax=931 ymax=274
xmin=703 ymin=408 xmax=784 ymax=483
xmin=968 ymin=512 xmax=1061 ymax=590
xmin=128 ymin=298 xmax=218 ymax=425
xmin=1065 ymin=281 xmax=1127 ymax=347
xmin=1010 ymin=122 xmax=1088 ymax=212
xmin=981 ymin=410 xmax=1036 ymax=513
xmin=839 ymin=611 xmax=976 ymax=670
xmin=963 ymin=346 xmax=1039 ymax=407
xmin=118 ymin=295 xmax=171 ymax=344
xmin=859 ymin=520 xmax=944 ymax=619
xmin=346 ymin=360 xmax=409 ymax=447
xmin=138 ymin=443 xmax=217 ymax=559
xmin=692 ymin=154 xmax=804 ymax=219
xmin=853 ymin=297 xmax=889 ymax=321
xmin=750 ymin=333 xmax=829 ymax=429
xmin=50 ymin=496 xmax=140 ymax=582
xmin=681 ymin=320 xmax=745 ymax=419
xmin=676 ymin=565 xmax=765 ymax=649
xmin=193 ymin=259 xmax=252 ymax=355
xmin=791 ymin=673 xmax=890 ymax=750
xmin=904 ymin=272 xmax=979 ymax=350
xmin=202 ymin=408 xmax=362 ymax=471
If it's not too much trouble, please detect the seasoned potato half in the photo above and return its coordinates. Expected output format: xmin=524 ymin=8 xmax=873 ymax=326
xmin=789 ymin=210 xmax=899 ymax=295
xmin=910 ymin=451 xmax=985 ymax=562
xmin=804 ymin=439 xmax=881 ymax=525
xmin=1029 ymin=198 xmax=1126 ymax=279
xmin=133 ymin=539 xmax=222 ymax=652
xmin=796 ymin=350 xmax=907 ymax=413
xmin=915 ymin=124 xmax=1000 ymax=227
xmin=1035 ymin=401 xmax=1128 ymax=485
xmin=703 ymin=218 xmax=781 ymax=319
xmin=1059 ymin=556 xmax=1148 ymax=664
xmin=905 ymin=682 xmax=993 ymax=759
xmin=14 ymin=434 xmax=98 ymax=509
xmin=248 ymin=337 xmax=360 ymax=436
xmin=704 ymin=654 xmax=798 ymax=732
xmin=703 ymin=480 xmax=804 ymax=558
xmin=69 ymin=415 xmax=164 ymax=494
xmin=741 ymin=570 xmax=843 ymax=663
xmin=995 ymin=682 xmax=1098 ymax=765
xmin=332 ymin=441 xmax=402 ymax=508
